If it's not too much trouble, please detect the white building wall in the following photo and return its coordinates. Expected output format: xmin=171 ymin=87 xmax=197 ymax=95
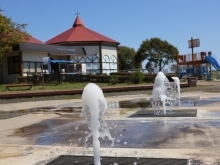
xmin=101 ymin=46 xmax=117 ymax=58
xmin=70 ymin=46 xmax=99 ymax=59
xmin=101 ymin=46 xmax=118 ymax=74
xmin=23 ymin=52 xmax=47 ymax=61
xmin=84 ymin=46 xmax=99 ymax=55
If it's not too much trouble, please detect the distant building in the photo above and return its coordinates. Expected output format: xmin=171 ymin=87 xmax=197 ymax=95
xmin=0 ymin=16 xmax=120 ymax=83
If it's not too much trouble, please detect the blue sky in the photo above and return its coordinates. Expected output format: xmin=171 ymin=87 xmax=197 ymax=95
xmin=0 ymin=0 xmax=220 ymax=63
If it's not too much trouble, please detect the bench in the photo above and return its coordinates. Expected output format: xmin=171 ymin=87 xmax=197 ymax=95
xmin=3 ymin=84 xmax=34 ymax=91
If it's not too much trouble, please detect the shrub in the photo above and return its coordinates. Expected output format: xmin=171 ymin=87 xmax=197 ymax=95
xmin=17 ymin=76 xmax=27 ymax=83
xmin=110 ymin=75 xmax=118 ymax=85
xmin=144 ymin=75 xmax=155 ymax=83
xmin=129 ymin=70 xmax=144 ymax=84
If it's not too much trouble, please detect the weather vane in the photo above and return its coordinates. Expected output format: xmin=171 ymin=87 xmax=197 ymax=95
xmin=75 ymin=9 xmax=80 ymax=16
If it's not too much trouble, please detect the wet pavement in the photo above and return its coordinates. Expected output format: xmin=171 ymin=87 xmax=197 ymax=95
xmin=1 ymin=91 xmax=220 ymax=164
xmin=5 ymin=117 xmax=220 ymax=149
xmin=1 ymin=97 xmax=220 ymax=119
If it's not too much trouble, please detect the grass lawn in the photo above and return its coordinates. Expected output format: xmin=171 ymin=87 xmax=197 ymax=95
xmin=0 ymin=82 xmax=152 ymax=93
xmin=0 ymin=82 xmax=153 ymax=104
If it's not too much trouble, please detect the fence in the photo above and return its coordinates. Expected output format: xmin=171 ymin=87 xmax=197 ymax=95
xmin=21 ymin=71 xmax=177 ymax=84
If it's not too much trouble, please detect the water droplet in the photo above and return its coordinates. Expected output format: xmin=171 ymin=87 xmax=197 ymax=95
xmin=75 ymin=125 xmax=79 ymax=130
xmin=78 ymin=138 xmax=81 ymax=141
xmin=124 ymin=142 xmax=127 ymax=145
xmin=113 ymin=162 xmax=118 ymax=165
xmin=134 ymin=162 xmax=137 ymax=165
xmin=120 ymin=134 xmax=122 ymax=137
xmin=117 ymin=139 xmax=120 ymax=143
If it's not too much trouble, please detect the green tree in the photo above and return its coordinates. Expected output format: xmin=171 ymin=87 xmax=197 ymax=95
xmin=0 ymin=9 xmax=30 ymax=59
xmin=135 ymin=37 xmax=179 ymax=73
xmin=118 ymin=46 xmax=136 ymax=71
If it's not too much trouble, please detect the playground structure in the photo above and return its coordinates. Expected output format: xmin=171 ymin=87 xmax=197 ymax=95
xmin=177 ymin=51 xmax=220 ymax=80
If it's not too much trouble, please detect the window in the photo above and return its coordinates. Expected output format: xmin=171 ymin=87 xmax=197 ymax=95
xmin=7 ymin=56 xmax=20 ymax=74
xmin=85 ymin=54 xmax=100 ymax=74
xmin=72 ymin=55 xmax=85 ymax=63
xmin=102 ymin=55 xmax=117 ymax=74
xmin=110 ymin=55 xmax=117 ymax=72
xmin=23 ymin=61 xmax=42 ymax=73
xmin=71 ymin=54 xmax=100 ymax=74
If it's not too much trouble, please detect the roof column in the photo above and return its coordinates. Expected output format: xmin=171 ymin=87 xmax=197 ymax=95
xmin=116 ymin=45 xmax=119 ymax=72
xmin=99 ymin=42 xmax=103 ymax=74
xmin=19 ymin=51 xmax=23 ymax=76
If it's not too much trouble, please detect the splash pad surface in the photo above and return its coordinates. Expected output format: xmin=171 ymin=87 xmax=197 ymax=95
xmin=1 ymin=91 xmax=220 ymax=164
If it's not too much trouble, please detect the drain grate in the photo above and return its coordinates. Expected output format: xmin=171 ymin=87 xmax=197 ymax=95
xmin=46 ymin=155 xmax=188 ymax=165
xmin=129 ymin=109 xmax=197 ymax=118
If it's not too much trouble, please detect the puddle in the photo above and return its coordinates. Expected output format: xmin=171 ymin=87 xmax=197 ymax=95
xmin=1 ymin=97 xmax=220 ymax=120
xmin=109 ymin=97 xmax=220 ymax=109
xmin=129 ymin=109 xmax=197 ymax=118
xmin=180 ymin=97 xmax=220 ymax=106
xmin=9 ymin=119 xmax=220 ymax=149
xmin=119 ymin=98 xmax=151 ymax=108
xmin=0 ymin=106 xmax=81 ymax=120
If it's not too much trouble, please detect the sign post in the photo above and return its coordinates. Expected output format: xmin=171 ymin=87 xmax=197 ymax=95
xmin=188 ymin=37 xmax=200 ymax=59
xmin=188 ymin=37 xmax=200 ymax=77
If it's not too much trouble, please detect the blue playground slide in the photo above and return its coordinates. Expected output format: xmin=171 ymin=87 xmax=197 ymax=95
xmin=210 ymin=56 xmax=220 ymax=68
xmin=205 ymin=56 xmax=220 ymax=70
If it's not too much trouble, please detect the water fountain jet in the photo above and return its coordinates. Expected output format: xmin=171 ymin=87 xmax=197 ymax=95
xmin=80 ymin=83 xmax=114 ymax=165
xmin=151 ymin=72 xmax=181 ymax=114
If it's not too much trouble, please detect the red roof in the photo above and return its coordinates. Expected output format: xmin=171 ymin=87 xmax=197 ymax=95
xmin=26 ymin=36 xmax=43 ymax=44
xmin=45 ymin=16 xmax=119 ymax=45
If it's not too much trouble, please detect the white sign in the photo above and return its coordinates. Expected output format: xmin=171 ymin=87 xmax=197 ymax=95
xmin=57 ymin=47 xmax=76 ymax=52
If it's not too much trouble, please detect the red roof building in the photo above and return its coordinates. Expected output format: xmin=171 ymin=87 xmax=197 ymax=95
xmin=0 ymin=15 xmax=120 ymax=83
xmin=26 ymin=36 xmax=43 ymax=44
xmin=45 ymin=16 xmax=119 ymax=45
xmin=44 ymin=16 xmax=120 ymax=75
